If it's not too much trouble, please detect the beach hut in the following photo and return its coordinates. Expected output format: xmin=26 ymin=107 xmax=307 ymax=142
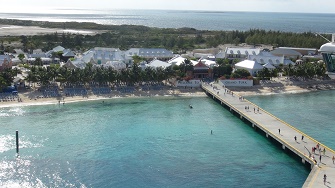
xmin=235 ymin=60 xmax=264 ymax=76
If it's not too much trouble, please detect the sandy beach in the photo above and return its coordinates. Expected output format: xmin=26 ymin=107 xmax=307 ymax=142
xmin=0 ymin=25 xmax=104 ymax=36
xmin=0 ymin=86 xmax=206 ymax=108
xmin=228 ymin=77 xmax=335 ymax=96
xmin=0 ymin=77 xmax=334 ymax=108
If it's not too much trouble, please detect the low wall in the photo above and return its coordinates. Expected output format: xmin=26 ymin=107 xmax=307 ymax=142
xmin=176 ymin=80 xmax=201 ymax=87
xmin=219 ymin=79 xmax=253 ymax=87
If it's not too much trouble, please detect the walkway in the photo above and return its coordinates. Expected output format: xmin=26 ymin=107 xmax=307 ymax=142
xmin=202 ymin=83 xmax=335 ymax=188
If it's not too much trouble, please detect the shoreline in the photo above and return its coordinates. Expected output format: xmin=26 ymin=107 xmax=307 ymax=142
xmin=228 ymin=77 xmax=335 ymax=97
xmin=0 ymin=25 xmax=104 ymax=36
xmin=0 ymin=77 xmax=335 ymax=108
xmin=1 ymin=77 xmax=334 ymax=108
xmin=0 ymin=87 xmax=207 ymax=108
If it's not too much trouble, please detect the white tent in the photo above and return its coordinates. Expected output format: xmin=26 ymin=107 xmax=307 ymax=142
xmin=235 ymin=60 xmax=264 ymax=76
xmin=148 ymin=59 xmax=171 ymax=69
xmin=168 ymin=56 xmax=186 ymax=66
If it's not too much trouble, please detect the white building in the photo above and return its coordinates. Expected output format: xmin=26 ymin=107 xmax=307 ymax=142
xmin=66 ymin=47 xmax=132 ymax=69
xmin=225 ymin=47 xmax=261 ymax=60
xmin=168 ymin=55 xmax=187 ymax=66
xmin=248 ymin=51 xmax=294 ymax=66
xmin=148 ymin=59 xmax=171 ymax=69
xmin=126 ymin=48 xmax=174 ymax=59
xmin=235 ymin=60 xmax=264 ymax=76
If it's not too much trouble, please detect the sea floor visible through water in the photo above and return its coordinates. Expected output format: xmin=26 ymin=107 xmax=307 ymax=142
xmin=0 ymin=96 xmax=314 ymax=187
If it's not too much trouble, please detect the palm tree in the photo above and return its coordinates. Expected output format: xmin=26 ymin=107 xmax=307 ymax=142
xmin=25 ymin=67 xmax=38 ymax=88
xmin=107 ymin=67 xmax=117 ymax=85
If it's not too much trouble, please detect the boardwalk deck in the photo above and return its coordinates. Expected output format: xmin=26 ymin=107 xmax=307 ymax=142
xmin=202 ymin=83 xmax=335 ymax=188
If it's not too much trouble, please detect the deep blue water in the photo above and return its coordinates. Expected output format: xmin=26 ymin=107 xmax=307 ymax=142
xmin=0 ymin=9 xmax=335 ymax=32
xmin=0 ymin=96 xmax=310 ymax=187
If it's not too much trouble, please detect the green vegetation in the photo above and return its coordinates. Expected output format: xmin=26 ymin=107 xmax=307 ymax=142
xmin=0 ymin=19 xmax=330 ymax=90
xmin=23 ymin=64 xmax=174 ymax=87
xmin=2 ymin=59 xmax=326 ymax=91
xmin=0 ymin=68 xmax=21 ymax=90
xmin=0 ymin=19 xmax=331 ymax=54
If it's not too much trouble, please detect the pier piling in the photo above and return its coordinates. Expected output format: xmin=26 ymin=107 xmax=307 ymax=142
xmin=16 ymin=130 xmax=19 ymax=155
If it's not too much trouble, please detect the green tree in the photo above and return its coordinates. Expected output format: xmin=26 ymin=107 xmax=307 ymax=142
xmin=231 ymin=69 xmax=251 ymax=79
xmin=18 ymin=54 xmax=25 ymax=63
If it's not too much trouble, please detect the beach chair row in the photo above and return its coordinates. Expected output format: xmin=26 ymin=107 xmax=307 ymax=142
xmin=64 ymin=88 xmax=88 ymax=96
xmin=116 ymin=87 xmax=135 ymax=93
xmin=42 ymin=91 xmax=61 ymax=98
xmin=92 ymin=87 xmax=111 ymax=95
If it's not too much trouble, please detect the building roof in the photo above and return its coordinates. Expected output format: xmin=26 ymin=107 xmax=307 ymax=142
xmin=235 ymin=60 xmax=264 ymax=70
xmin=271 ymin=48 xmax=302 ymax=56
xmin=28 ymin=53 xmax=46 ymax=58
xmin=226 ymin=47 xmax=261 ymax=56
xmin=66 ymin=59 xmax=86 ymax=69
xmin=263 ymin=63 xmax=276 ymax=69
xmin=125 ymin=48 xmax=140 ymax=57
xmin=200 ymin=59 xmax=216 ymax=67
xmin=62 ymin=49 xmax=76 ymax=57
xmin=13 ymin=49 xmax=25 ymax=54
xmin=249 ymin=53 xmax=283 ymax=66
xmin=52 ymin=46 xmax=65 ymax=52
xmin=33 ymin=49 xmax=44 ymax=54
xmin=80 ymin=48 xmax=128 ymax=65
xmin=139 ymin=48 xmax=173 ymax=58
xmin=148 ymin=59 xmax=171 ymax=69
xmin=215 ymin=51 xmax=226 ymax=59
xmin=168 ymin=56 xmax=186 ymax=66
xmin=0 ymin=55 xmax=10 ymax=60
xmin=278 ymin=47 xmax=317 ymax=51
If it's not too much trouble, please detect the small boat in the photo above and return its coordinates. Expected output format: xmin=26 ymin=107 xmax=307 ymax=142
xmin=189 ymin=104 xmax=193 ymax=109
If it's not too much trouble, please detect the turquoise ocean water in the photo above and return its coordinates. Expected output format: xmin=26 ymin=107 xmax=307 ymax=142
xmin=246 ymin=90 xmax=335 ymax=150
xmin=3 ymin=91 xmax=333 ymax=187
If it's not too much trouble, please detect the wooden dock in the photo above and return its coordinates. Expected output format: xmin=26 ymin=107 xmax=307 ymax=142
xmin=201 ymin=83 xmax=335 ymax=187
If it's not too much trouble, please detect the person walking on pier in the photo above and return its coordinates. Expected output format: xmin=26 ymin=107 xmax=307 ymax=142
xmin=301 ymin=135 xmax=304 ymax=141
xmin=278 ymin=128 xmax=280 ymax=134
xmin=332 ymin=156 xmax=335 ymax=164
xmin=320 ymin=155 xmax=322 ymax=163
xmin=323 ymin=174 xmax=327 ymax=185
xmin=294 ymin=136 xmax=297 ymax=142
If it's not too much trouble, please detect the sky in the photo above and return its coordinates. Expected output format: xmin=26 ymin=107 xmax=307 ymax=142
xmin=2 ymin=0 xmax=335 ymax=14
